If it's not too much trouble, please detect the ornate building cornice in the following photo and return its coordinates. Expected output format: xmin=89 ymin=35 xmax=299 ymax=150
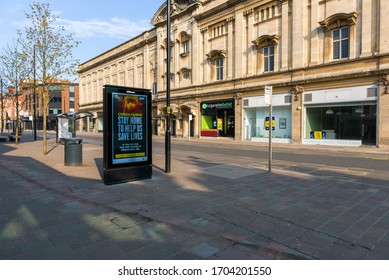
xmin=252 ymin=35 xmax=279 ymax=48
xmin=194 ymin=0 xmax=249 ymax=22
xmin=319 ymin=12 xmax=358 ymax=31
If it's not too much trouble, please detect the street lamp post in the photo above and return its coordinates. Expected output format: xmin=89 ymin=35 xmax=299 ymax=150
xmin=33 ymin=45 xmax=37 ymax=140
xmin=0 ymin=77 xmax=3 ymax=134
xmin=165 ymin=0 xmax=172 ymax=173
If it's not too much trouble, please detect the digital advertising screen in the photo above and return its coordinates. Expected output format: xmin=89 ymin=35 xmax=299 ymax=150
xmin=103 ymin=85 xmax=152 ymax=185
xmin=111 ymin=93 xmax=148 ymax=164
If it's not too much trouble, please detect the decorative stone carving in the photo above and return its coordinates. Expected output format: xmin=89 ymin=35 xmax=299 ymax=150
xmin=381 ymin=74 xmax=389 ymax=95
xmin=291 ymin=85 xmax=304 ymax=102
xmin=206 ymin=50 xmax=227 ymax=60
xmin=252 ymin=35 xmax=280 ymax=48
xmin=319 ymin=12 xmax=358 ymax=31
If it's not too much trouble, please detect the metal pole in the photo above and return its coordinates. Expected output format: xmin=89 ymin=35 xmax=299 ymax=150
xmin=269 ymin=102 xmax=272 ymax=172
xmin=1 ymin=78 xmax=3 ymax=134
xmin=33 ymin=45 xmax=37 ymax=141
xmin=188 ymin=115 xmax=191 ymax=141
xmin=165 ymin=0 xmax=172 ymax=173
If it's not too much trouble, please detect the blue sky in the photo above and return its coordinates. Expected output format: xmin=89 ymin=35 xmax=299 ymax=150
xmin=0 ymin=0 xmax=164 ymax=66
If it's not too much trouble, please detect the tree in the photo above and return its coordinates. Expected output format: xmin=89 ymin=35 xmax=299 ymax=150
xmin=0 ymin=41 xmax=30 ymax=144
xmin=19 ymin=2 xmax=80 ymax=155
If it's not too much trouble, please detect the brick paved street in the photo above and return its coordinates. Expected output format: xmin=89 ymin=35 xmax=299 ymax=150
xmin=0 ymin=131 xmax=389 ymax=259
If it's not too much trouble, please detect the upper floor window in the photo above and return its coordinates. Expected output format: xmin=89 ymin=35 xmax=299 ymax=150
xmin=162 ymin=39 xmax=174 ymax=61
xmin=216 ymin=58 xmax=223 ymax=81
xmin=252 ymin=35 xmax=279 ymax=74
xmin=177 ymin=68 xmax=191 ymax=80
xmin=178 ymin=32 xmax=191 ymax=57
xmin=319 ymin=12 xmax=358 ymax=62
xmin=207 ymin=50 xmax=226 ymax=82
xmin=182 ymin=40 xmax=189 ymax=53
xmin=264 ymin=46 xmax=275 ymax=72
xmin=332 ymin=26 xmax=349 ymax=59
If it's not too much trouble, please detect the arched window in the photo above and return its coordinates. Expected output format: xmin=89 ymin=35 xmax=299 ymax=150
xmin=319 ymin=12 xmax=358 ymax=61
xmin=252 ymin=35 xmax=279 ymax=73
xmin=177 ymin=31 xmax=191 ymax=57
xmin=206 ymin=50 xmax=227 ymax=81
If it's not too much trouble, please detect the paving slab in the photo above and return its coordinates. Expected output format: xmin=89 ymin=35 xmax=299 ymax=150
xmin=0 ymin=131 xmax=389 ymax=260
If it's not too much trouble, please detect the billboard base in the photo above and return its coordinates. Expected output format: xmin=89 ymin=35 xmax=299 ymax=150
xmin=103 ymin=164 xmax=152 ymax=185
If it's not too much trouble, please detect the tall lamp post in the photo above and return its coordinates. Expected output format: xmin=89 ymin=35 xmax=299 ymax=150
xmin=0 ymin=77 xmax=3 ymax=134
xmin=33 ymin=45 xmax=37 ymax=140
xmin=165 ymin=0 xmax=172 ymax=173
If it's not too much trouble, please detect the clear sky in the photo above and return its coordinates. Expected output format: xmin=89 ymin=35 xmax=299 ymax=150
xmin=0 ymin=0 xmax=164 ymax=78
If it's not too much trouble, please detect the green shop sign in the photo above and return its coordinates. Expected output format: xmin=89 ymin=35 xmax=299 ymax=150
xmin=201 ymin=100 xmax=234 ymax=111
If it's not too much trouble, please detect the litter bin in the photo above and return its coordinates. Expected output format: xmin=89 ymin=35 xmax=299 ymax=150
xmin=64 ymin=138 xmax=82 ymax=166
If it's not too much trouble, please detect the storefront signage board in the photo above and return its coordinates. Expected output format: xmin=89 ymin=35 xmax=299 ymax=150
xmin=103 ymin=85 xmax=152 ymax=185
xmin=265 ymin=86 xmax=272 ymax=105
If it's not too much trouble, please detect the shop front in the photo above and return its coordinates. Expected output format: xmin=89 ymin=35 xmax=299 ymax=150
xmin=243 ymin=93 xmax=292 ymax=143
xmin=200 ymin=99 xmax=234 ymax=137
xmin=303 ymin=85 xmax=378 ymax=146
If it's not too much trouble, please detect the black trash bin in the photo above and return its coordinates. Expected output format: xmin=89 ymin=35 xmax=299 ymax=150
xmin=64 ymin=138 xmax=82 ymax=166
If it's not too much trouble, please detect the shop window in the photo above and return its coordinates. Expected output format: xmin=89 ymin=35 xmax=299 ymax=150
xmin=305 ymin=104 xmax=376 ymax=145
xmin=333 ymin=27 xmax=349 ymax=59
xmin=201 ymin=100 xmax=234 ymax=137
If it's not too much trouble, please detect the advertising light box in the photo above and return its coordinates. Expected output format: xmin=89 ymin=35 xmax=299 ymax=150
xmin=103 ymin=85 xmax=152 ymax=185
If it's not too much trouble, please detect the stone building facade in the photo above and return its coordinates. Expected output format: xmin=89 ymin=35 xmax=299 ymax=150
xmin=78 ymin=0 xmax=389 ymax=147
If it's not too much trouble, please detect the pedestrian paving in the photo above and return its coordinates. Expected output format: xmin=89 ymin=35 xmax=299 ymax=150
xmin=0 ymin=130 xmax=388 ymax=260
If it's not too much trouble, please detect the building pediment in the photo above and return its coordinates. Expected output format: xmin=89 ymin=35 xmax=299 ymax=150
xmin=252 ymin=35 xmax=279 ymax=48
xmin=206 ymin=50 xmax=227 ymax=60
xmin=151 ymin=0 xmax=202 ymax=26
xmin=319 ymin=12 xmax=358 ymax=31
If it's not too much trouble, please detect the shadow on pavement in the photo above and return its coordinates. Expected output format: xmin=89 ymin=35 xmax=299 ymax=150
xmin=0 ymin=133 xmax=388 ymax=260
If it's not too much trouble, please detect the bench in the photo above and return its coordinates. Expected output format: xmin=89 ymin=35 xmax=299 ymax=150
xmin=0 ymin=136 xmax=7 ymax=142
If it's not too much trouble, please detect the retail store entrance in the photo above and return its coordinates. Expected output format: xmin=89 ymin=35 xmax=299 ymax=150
xmin=200 ymin=99 xmax=235 ymax=137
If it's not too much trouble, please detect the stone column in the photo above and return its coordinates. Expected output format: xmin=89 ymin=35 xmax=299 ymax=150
xmin=379 ymin=0 xmax=389 ymax=55
xmin=281 ymin=0 xmax=290 ymax=70
xmin=227 ymin=18 xmax=235 ymax=79
xmin=291 ymin=85 xmax=304 ymax=143
xmin=235 ymin=12 xmax=244 ymax=78
xmin=245 ymin=9 xmax=255 ymax=76
xmin=310 ymin=0 xmax=319 ymax=65
xmin=201 ymin=28 xmax=210 ymax=84
xmin=361 ymin=0 xmax=373 ymax=57
xmin=234 ymin=93 xmax=243 ymax=140
xmin=292 ymin=0 xmax=305 ymax=69
xmin=378 ymin=75 xmax=389 ymax=147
